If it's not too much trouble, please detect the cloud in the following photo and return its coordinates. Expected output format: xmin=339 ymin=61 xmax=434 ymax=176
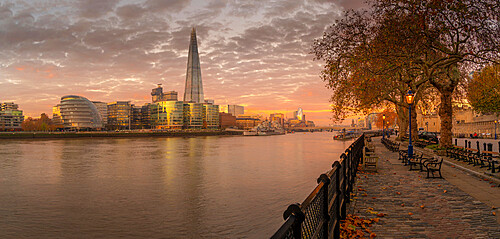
xmin=0 ymin=0 xmax=350 ymax=125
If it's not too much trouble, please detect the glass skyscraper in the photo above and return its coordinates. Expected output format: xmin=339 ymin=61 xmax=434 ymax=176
xmin=183 ymin=28 xmax=204 ymax=103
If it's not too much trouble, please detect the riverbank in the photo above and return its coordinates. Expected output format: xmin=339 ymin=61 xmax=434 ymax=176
xmin=0 ymin=130 xmax=242 ymax=139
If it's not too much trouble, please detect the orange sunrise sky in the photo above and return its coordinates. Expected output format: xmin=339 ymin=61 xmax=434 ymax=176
xmin=0 ymin=0 xmax=367 ymax=126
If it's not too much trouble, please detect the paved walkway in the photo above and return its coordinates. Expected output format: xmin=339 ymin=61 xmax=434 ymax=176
xmin=350 ymin=137 xmax=500 ymax=238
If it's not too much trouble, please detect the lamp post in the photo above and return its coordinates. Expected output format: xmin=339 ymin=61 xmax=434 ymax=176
xmin=406 ymin=89 xmax=415 ymax=159
xmin=382 ymin=114 xmax=386 ymax=139
xmin=495 ymin=120 xmax=497 ymax=140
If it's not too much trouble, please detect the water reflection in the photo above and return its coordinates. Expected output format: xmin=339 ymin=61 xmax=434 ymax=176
xmin=0 ymin=132 xmax=353 ymax=238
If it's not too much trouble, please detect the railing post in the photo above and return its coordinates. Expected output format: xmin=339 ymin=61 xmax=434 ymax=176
xmin=341 ymin=154 xmax=347 ymax=219
xmin=345 ymin=149 xmax=352 ymax=201
xmin=318 ymin=174 xmax=331 ymax=239
xmin=333 ymin=161 xmax=341 ymax=238
xmin=283 ymin=204 xmax=305 ymax=239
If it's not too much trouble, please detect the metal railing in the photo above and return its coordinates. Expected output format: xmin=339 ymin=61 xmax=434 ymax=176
xmin=271 ymin=134 xmax=365 ymax=239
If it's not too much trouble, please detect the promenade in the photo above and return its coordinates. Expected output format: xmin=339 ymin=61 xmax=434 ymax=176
xmin=350 ymin=137 xmax=500 ymax=238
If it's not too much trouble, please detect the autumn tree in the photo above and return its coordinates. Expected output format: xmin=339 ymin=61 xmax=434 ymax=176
xmin=374 ymin=0 xmax=500 ymax=147
xmin=467 ymin=63 xmax=500 ymax=115
xmin=21 ymin=113 xmax=56 ymax=131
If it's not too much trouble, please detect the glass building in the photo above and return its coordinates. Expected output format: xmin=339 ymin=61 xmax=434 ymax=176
xmin=107 ymin=101 xmax=131 ymax=130
xmin=59 ymin=95 xmax=102 ymax=130
xmin=150 ymin=101 xmax=184 ymax=129
xmin=184 ymin=28 xmax=204 ymax=103
xmin=183 ymin=102 xmax=203 ymax=128
xmin=0 ymin=102 xmax=24 ymax=131
xmin=203 ymin=104 xmax=219 ymax=129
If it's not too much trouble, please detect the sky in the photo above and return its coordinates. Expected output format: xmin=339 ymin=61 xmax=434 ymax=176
xmin=0 ymin=0 xmax=366 ymax=126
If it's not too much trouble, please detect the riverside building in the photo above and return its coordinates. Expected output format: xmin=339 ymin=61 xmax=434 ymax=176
xmin=107 ymin=101 xmax=131 ymax=130
xmin=0 ymin=102 xmax=24 ymax=131
xmin=59 ymin=95 xmax=103 ymax=130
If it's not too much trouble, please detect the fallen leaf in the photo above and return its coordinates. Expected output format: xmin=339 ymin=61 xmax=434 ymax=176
xmin=438 ymin=185 xmax=441 ymax=187
xmin=372 ymin=197 xmax=377 ymax=199
xmin=443 ymin=190 xmax=447 ymax=193
xmin=420 ymin=205 xmax=425 ymax=209
xmin=370 ymin=232 xmax=377 ymax=238
xmin=377 ymin=213 xmax=385 ymax=217
xmin=401 ymin=203 xmax=405 ymax=207
xmin=396 ymin=192 xmax=401 ymax=195
xmin=493 ymin=212 xmax=496 ymax=216
xmin=372 ymin=218 xmax=380 ymax=223
xmin=408 ymin=212 xmax=413 ymax=215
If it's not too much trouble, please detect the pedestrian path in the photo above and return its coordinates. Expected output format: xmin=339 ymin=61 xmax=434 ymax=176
xmin=349 ymin=137 xmax=500 ymax=238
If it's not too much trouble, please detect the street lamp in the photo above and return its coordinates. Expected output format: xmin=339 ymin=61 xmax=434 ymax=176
xmin=382 ymin=114 xmax=386 ymax=139
xmin=495 ymin=120 xmax=498 ymax=140
xmin=406 ymin=89 xmax=415 ymax=159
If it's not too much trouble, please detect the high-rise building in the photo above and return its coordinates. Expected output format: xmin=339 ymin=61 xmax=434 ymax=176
xmin=294 ymin=107 xmax=304 ymax=121
xmin=151 ymin=84 xmax=178 ymax=102
xmin=183 ymin=28 xmax=204 ymax=103
xmin=92 ymin=101 xmax=108 ymax=126
xmin=59 ymin=95 xmax=102 ymax=130
xmin=107 ymin=101 xmax=131 ymax=130
xmin=0 ymin=102 xmax=24 ymax=131
xmin=225 ymin=105 xmax=244 ymax=117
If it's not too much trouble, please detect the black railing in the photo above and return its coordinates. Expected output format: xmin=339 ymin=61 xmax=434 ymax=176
xmin=271 ymin=134 xmax=365 ymax=239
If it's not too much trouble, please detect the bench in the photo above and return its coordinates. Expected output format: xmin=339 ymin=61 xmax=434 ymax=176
xmin=481 ymin=151 xmax=500 ymax=173
xmin=423 ymin=157 xmax=444 ymax=178
xmin=407 ymin=153 xmax=425 ymax=171
xmin=363 ymin=146 xmax=378 ymax=172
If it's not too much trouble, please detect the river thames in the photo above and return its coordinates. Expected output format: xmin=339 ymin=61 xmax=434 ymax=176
xmin=0 ymin=132 xmax=353 ymax=238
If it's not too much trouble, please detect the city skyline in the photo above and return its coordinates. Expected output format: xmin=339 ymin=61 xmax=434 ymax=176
xmin=0 ymin=0 xmax=367 ymax=126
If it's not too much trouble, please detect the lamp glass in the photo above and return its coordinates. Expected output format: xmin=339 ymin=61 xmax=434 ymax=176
xmin=405 ymin=93 xmax=414 ymax=104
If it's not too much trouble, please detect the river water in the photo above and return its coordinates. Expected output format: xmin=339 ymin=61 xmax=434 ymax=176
xmin=0 ymin=132 xmax=354 ymax=238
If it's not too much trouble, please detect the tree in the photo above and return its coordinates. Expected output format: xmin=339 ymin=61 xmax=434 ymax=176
xmin=467 ymin=63 xmax=500 ymax=115
xmin=374 ymin=0 xmax=500 ymax=147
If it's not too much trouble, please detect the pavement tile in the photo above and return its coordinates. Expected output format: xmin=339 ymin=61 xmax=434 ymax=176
xmin=349 ymin=138 xmax=500 ymax=238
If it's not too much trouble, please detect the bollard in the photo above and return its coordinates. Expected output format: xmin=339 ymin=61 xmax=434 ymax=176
xmin=487 ymin=143 xmax=493 ymax=152
xmin=484 ymin=143 xmax=487 ymax=151
xmin=465 ymin=140 xmax=468 ymax=148
xmin=468 ymin=141 xmax=471 ymax=148
xmin=455 ymin=139 xmax=458 ymax=146
xmin=476 ymin=141 xmax=480 ymax=153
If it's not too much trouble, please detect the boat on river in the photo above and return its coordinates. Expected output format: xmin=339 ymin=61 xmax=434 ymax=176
xmin=333 ymin=130 xmax=361 ymax=140
xmin=243 ymin=120 xmax=285 ymax=136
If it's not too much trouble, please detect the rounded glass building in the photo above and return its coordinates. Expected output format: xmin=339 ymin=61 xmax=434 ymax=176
xmin=60 ymin=95 xmax=103 ymax=130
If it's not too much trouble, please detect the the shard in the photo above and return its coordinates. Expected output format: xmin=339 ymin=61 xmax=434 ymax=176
xmin=183 ymin=28 xmax=204 ymax=103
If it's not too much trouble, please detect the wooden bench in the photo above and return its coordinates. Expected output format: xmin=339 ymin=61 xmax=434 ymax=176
xmin=423 ymin=157 xmax=444 ymax=178
xmin=363 ymin=146 xmax=378 ymax=172
xmin=481 ymin=151 xmax=500 ymax=173
xmin=407 ymin=153 xmax=425 ymax=171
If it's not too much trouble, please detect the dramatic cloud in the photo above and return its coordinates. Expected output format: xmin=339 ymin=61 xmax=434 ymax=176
xmin=0 ymin=0 xmax=358 ymax=126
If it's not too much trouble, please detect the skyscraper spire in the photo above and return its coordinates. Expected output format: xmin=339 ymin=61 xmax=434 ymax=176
xmin=183 ymin=27 xmax=204 ymax=103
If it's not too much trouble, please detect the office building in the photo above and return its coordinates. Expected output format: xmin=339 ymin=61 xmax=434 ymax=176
xmin=92 ymin=101 xmax=108 ymax=126
xmin=219 ymin=112 xmax=236 ymax=129
xmin=203 ymin=104 xmax=219 ymax=129
xmin=52 ymin=105 xmax=63 ymax=125
xmin=270 ymin=113 xmax=285 ymax=126
xmin=183 ymin=28 xmax=204 ymax=103
xmin=152 ymin=84 xmax=178 ymax=102
xmin=183 ymin=102 xmax=203 ymax=128
xmin=0 ymin=102 xmax=24 ymax=131
xmin=150 ymin=101 xmax=184 ymax=129
xmin=236 ymin=115 xmax=261 ymax=130
xmin=107 ymin=101 xmax=131 ymax=130
xmin=59 ymin=95 xmax=103 ymax=130
xmin=228 ymin=105 xmax=244 ymax=117
xmin=141 ymin=103 xmax=151 ymax=129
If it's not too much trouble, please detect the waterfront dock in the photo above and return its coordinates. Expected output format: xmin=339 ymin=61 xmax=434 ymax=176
xmin=351 ymin=137 xmax=500 ymax=238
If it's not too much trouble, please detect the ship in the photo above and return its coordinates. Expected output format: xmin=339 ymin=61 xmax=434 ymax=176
xmin=243 ymin=120 xmax=286 ymax=136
